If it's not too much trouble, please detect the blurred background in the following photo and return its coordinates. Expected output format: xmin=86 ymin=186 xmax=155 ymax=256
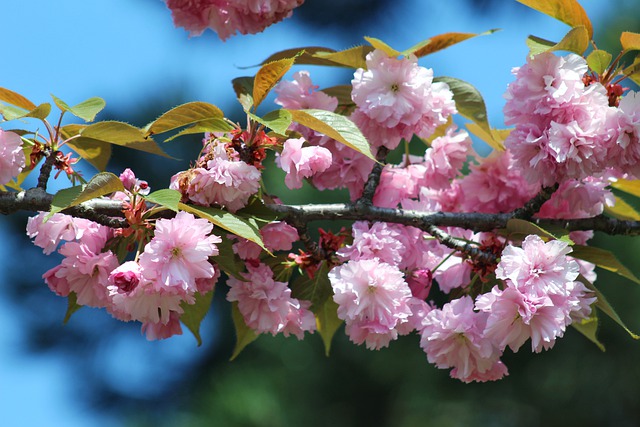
xmin=2 ymin=0 xmax=640 ymax=426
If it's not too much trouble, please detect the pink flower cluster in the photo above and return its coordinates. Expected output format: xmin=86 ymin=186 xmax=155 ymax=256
xmin=29 ymin=208 xmax=222 ymax=340
xmin=0 ymin=129 xmax=25 ymax=186
xmin=227 ymin=263 xmax=316 ymax=338
xmin=504 ymin=52 xmax=640 ymax=185
xmin=165 ymin=0 xmax=304 ymax=40
xmin=171 ymin=136 xmax=261 ymax=212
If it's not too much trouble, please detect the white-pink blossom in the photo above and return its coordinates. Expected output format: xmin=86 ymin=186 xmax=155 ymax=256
xmin=274 ymin=71 xmax=339 ymax=111
xmin=0 ymin=129 xmax=25 ymax=185
xmin=329 ymin=258 xmax=412 ymax=349
xmin=277 ymin=137 xmax=332 ymax=189
xmin=138 ymin=211 xmax=221 ymax=294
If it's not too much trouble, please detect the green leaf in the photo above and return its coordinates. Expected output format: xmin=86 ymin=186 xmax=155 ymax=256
xmin=230 ymin=302 xmax=259 ymax=360
xmin=621 ymin=31 xmax=640 ymax=53
xmin=163 ymin=119 xmax=235 ymax=142
xmin=49 ymin=172 xmax=124 ymax=216
xmin=253 ymin=55 xmax=299 ymax=109
xmin=526 ymin=26 xmax=590 ymax=56
xmin=465 ymin=122 xmax=509 ymax=152
xmin=516 ymin=0 xmax=593 ymax=39
xmin=63 ymin=292 xmax=82 ymax=324
xmin=232 ymin=77 xmax=255 ymax=112
xmin=145 ymin=102 xmax=225 ymax=136
xmin=505 ymin=218 xmax=572 ymax=244
xmin=0 ymin=87 xmax=36 ymax=110
xmin=571 ymin=309 xmax=605 ymax=351
xmin=287 ymin=109 xmax=376 ymax=161
xmin=178 ymin=203 xmax=267 ymax=251
xmin=180 ymin=290 xmax=214 ymax=346
xmin=610 ymin=178 xmax=640 ymax=198
xmin=290 ymin=261 xmax=332 ymax=311
xmin=587 ymin=49 xmax=613 ymax=75
xmin=248 ymin=109 xmax=292 ymax=136
xmin=571 ymin=245 xmax=640 ymax=285
xmin=0 ymin=103 xmax=51 ymax=121
xmin=144 ymin=189 xmax=181 ymax=212
xmin=313 ymin=45 xmax=373 ymax=69
xmin=411 ymin=29 xmax=500 ymax=57
xmin=212 ymin=235 xmax=247 ymax=281
xmin=315 ymin=297 xmax=343 ymax=357
xmin=604 ymin=195 xmax=640 ymax=221
xmin=80 ymin=121 xmax=171 ymax=158
xmin=257 ymin=46 xmax=338 ymax=67
xmin=364 ymin=36 xmax=401 ymax=57
xmin=320 ymin=85 xmax=354 ymax=108
xmin=624 ymin=55 xmax=640 ymax=86
xmin=434 ymin=76 xmax=490 ymax=134
xmin=51 ymin=94 xmax=106 ymax=122
xmin=61 ymin=124 xmax=112 ymax=171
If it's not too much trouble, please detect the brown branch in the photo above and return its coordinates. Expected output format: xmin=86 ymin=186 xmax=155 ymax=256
xmin=355 ymin=146 xmax=390 ymax=208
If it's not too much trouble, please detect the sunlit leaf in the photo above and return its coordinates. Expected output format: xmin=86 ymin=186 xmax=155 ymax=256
xmin=505 ymin=218 xmax=572 ymax=244
xmin=422 ymin=116 xmax=453 ymax=146
xmin=178 ymin=203 xmax=267 ymax=251
xmin=321 ymin=85 xmax=354 ymax=108
xmin=230 ymin=302 xmax=259 ymax=360
xmin=313 ymin=45 xmax=373 ymax=69
xmin=63 ymin=292 xmax=82 ymax=325
xmin=315 ymin=298 xmax=343 ymax=357
xmin=163 ymin=119 xmax=235 ymax=142
xmin=80 ymin=121 xmax=171 ymax=158
xmin=287 ymin=109 xmax=376 ymax=161
xmin=364 ymin=36 xmax=400 ymax=58
xmin=604 ymin=195 xmax=640 ymax=221
xmin=257 ymin=46 xmax=338 ymax=67
xmin=621 ymin=31 xmax=640 ymax=53
xmin=144 ymin=189 xmax=181 ymax=212
xmin=51 ymin=94 xmax=106 ymax=122
xmin=0 ymin=103 xmax=51 ymax=121
xmin=610 ymin=178 xmax=640 ymax=198
xmin=61 ymin=124 xmax=112 ymax=171
xmin=411 ymin=29 xmax=500 ymax=57
xmin=145 ymin=102 xmax=224 ymax=136
xmin=526 ymin=26 xmax=589 ymax=56
xmin=212 ymin=236 xmax=246 ymax=281
xmin=181 ymin=290 xmax=214 ymax=347
xmin=232 ymin=77 xmax=254 ymax=112
xmin=248 ymin=109 xmax=292 ymax=136
xmin=587 ymin=49 xmax=613 ymax=75
xmin=434 ymin=76 xmax=490 ymax=134
xmin=48 ymin=172 xmax=124 ymax=217
xmin=571 ymin=308 xmax=605 ymax=351
xmin=253 ymin=55 xmax=299 ymax=109
xmin=465 ymin=122 xmax=508 ymax=152
xmin=516 ymin=0 xmax=593 ymax=39
xmin=0 ymin=87 xmax=36 ymax=110
xmin=571 ymin=245 xmax=640 ymax=285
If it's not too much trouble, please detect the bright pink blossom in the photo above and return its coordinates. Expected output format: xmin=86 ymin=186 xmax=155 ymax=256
xmin=277 ymin=137 xmax=333 ymax=189
xmin=338 ymin=221 xmax=405 ymax=266
xmin=607 ymin=91 xmax=640 ymax=177
xmin=420 ymin=296 xmax=507 ymax=382
xmin=141 ymin=311 xmax=183 ymax=341
xmin=329 ymin=258 xmax=412 ymax=349
xmin=274 ymin=71 xmax=338 ymax=111
xmin=138 ymin=211 xmax=221 ymax=294
xmin=0 ymin=129 xmax=25 ymax=185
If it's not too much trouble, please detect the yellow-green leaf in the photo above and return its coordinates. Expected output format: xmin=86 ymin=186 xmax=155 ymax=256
xmin=313 ymin=45 xmax=373 ymax=69
xmin=145 ymin=102 xmax=224 ymax=136
xmin=253 ymin=56 xmax=298 ymax=109
xmin=51 ymin=94 xmax=105 ymax=122
xmin=232 ymin=77 xmax=255 ymax=112
xmin=412 ymin=29 xmax=500 ymax=57
xmin=290 ymin=262 xmax=332 ymax=311
xmin=517 ymin=0 xmax=593 ymax=39
xmin=505 ymin=218 xmax=571 ymax=244
xmin=163 ymin=119 xmax=235 ymax=142
xmin=181 ymin=290 xmax=214 ymax=347
xmin=571 ymin=245 xmax=640 ymax=285
xmin=61 ymin=124 xmax=111 ymax=171
xmin=364 ymin=36 xmax=400 ymax=58
xmin=621 ymin=31 xmax=640 ymax=53
xmin=604 ymin=195 xmax=640 ymax=221
xmin=624 ymin=55 xmax=640 ymax=86
xmin=287 ymin=109 xmax=376 ymax=161
xmin=178 ymin=203 xmax=267 ymax=251
xmin=257 ymin=46 xmax=338 ymax=67
xmin=0 ymin=103 xmax=51 ymax=121
xmin=610 ymin=178 xmax=640 ymax=198
xmin=144 ymin=189 xmax=181 ymax=212
xmin=465 ymin=122 xmax=509 ymax=152
xmin=230 ymin=302 xmax=259 ymax=360
xmin=320 ymin=85 xmax=354 ymax=109
xmin=64 ymin=292 xmax=82 ymax=324
xmin=315 ymin=297 xmax=343 ymax=357
xmin=587 ymin=49 xmax=613 ymax=75
xmin=423 ymin=116 xmax=453 ymax=146
xmin=526 ymin=26 xmax=590 ymax=56
xmin=248 ymin=109 xmax=292 ymax=136
xmin=0 ymin=87 xmax=36 ymax=110
xmin=571 ymin=309 xmax=605 ymax=351
xmin=80 ymin=121 xmax=171 ymax=158
xmin=434 ymin=76 xmax=490 ymax=134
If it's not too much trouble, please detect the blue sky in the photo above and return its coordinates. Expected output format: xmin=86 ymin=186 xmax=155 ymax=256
xmin=0 ymin=1 xmax=615 ymax=425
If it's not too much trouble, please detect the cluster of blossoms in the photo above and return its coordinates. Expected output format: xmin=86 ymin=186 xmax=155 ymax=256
xmin=164 ymin=0 xmax=304 ymax=40
xmin=9 ymin=35 xmax=640 ymax=382
xmin=0 ymin=129 xmax=25 ymax=186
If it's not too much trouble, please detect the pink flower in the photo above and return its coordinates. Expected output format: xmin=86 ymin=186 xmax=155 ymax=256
xmin=108 ymin=261 xmax=142 ymax=293
xmin=27 ymin=213 xmax=77 ymax=255
xmin=496 ymin=235 xmax=579 ymax=297
xmin=421 ymin=128 xmax=473 ymax=190
xmin=227 ymin=263 xmax=314 ymax=337
xmin=329 ymin=258 xmax=412 ymax=349
xmin=420 ymin=296 xmax=507 ymax=383
xmin=275 ymin=71 xmax=338 ymax=111
xmin=165 ymin=0 xmax=304 ymax=40
xmin=0 ymin=129 xmax=25 ymax=185
xmin=232 ymin=221 xmax=298 ymax=260
xmin=109 ymin=282 xmax=188 ymax=324
xmin=538 ymin=177 xmax=615 ymax=219
xmin=351 ymin=50 xmax=456 ymax=147
xmin=338 ymin=221 xmax=405 ymax=266
xmin=607 ymin=91 xmax=640 ymax=177
xmin=373 ymin=165 xmax=419 ymax=208
xmin=138 ymin=211 xmax=221 ymax=294
xmin=277 ymin=137 xmax=332 ymax=189
xmin=141 ymin=311 xmax=183 ymax=340
xmin=119 ymin=168 xmax=150 ymax=195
